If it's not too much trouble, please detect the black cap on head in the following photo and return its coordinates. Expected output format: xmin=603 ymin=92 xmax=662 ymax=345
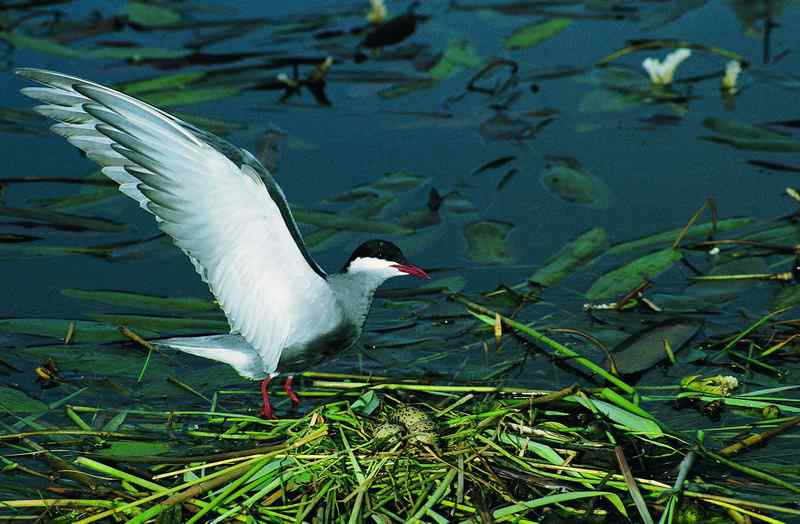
xmin=344 ymin=239 xmax=408 ymax=270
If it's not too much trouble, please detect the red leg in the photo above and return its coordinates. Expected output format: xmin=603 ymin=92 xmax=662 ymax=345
xmin=259 ymin=376 xmax=276 ymax=419
xmin=283 ymin=375 xmax=300 ymax=406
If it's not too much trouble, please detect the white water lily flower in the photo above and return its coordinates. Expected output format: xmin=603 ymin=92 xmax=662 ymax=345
xmin=722 ymin=60 xmax=742 ymax=92
xmin=366 ymin=0 xmax=387 ymax=24
xmin=642 ymin=48 xmax=692 ymax=85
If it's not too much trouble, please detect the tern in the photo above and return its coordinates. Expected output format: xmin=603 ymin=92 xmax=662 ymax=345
xmin=18 ymin=68 xmax=430 ymax=418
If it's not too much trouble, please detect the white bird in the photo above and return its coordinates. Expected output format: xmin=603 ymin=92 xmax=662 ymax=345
xmin=18 ymin=68 xmax=430 ymax=418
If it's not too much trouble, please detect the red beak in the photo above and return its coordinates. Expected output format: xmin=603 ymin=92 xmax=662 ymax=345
xmin=391 ymin=263 xmax=430 ymax=279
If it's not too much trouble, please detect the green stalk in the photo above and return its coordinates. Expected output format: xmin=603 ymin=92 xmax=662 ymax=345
xmin=449 ymin=293 xmax=634 ymax=394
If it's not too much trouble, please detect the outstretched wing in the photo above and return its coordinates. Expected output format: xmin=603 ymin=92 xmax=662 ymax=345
xmin=18 ymin=68 xmax=339 ymax=374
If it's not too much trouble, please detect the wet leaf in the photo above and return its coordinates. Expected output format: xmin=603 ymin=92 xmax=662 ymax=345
xmin=88 ymin=314 xmax=229 ymax=334
xmin=292 ymin=207 xmax=412 ymax=235
xmin=141 ymin=86 xmax=241 ymax=108
xmin=702 ymin=117 xmax=791 ymax=141
xmin=473 ymin=156 xmax=516 ymax=175
xmin=530 ymin=228 xmax=608 ymax=287
xmin=0 ymin=206 xmax=126 ymax=232
xmin=116 ymin=71 xmax=206 ymax=95
xmin=34 ymin=170 xmax=120 ymax=211
xmin=504 ymin=18 xmax=571 ymax=50
xmin=747 ymin=160 xmax=800 ymax=174
xmin=62 ymin=289 xmax=218 ymax=314
xmin=0 ymin=244 xmax=113 ymax=260
xmin=124 ymin=1 xmax=182 ymax=27
xmin=773 ymin=284 xmax=800 ymax=310
xmin=608 ymin=318 xmax=703 ymax=374
xmin=540 ymin=164 xmax=614 ymax=210
xmin=464 ymin=220 xmax=515 ymax=264
xmin=428 ymin=39 xmax=481 ymax=81
xmin=578 ymin=89 xmax=648 ymax=113
xmin=587 ymin=248 xmax=682 ymax=300
xmin=97 ymin=440 xmax=173 ymax=458
xmin=701 ymin=136 xmax=800 ymax=153
xmin=608 ymin=218 xmax=754 ymax=255
xmin=0 ymin=387 xmax=47 ymax=413
xmin=688 ymin=256 xmax=768 ymax=303
xmin=570 ymin=397 xmax=663 ymax=436
xmin=350 ymin=391 xmax=380 ymax=416
xmin=0 ymin=318 xmax=157 ymax=343
xmin=378 ymin=79 xmax=436 ymax=99
xmin=0 ymin=31 xmax=189 ymax=60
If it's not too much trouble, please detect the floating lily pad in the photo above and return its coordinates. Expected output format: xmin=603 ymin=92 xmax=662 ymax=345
xmin=504 ymin=18 xmax=571 ymax=50
xmin=587 ymin=248 xmax=682 ymax=300
xmin=530 ymin=227 xmax=607 ymax=287
xmin=464 ymin=220 xmax=515 ymax=264
xmin=608 ymin=318 xmax=703 ymax=374
xmin=540 ymin=164 xmax=614 ymax=210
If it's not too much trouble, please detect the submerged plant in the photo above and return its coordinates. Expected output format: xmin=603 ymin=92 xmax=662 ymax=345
xmin=642 ymin=48 xmax=692 ymax=85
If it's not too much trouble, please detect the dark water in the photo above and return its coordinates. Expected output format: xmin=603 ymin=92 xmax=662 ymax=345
xmin=1 ymin=1 xmax=800 ymax=415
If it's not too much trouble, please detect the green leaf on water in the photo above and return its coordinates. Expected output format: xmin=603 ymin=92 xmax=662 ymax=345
xmin=609 ymin=218 xmax=755 ymax=255
xmin=378 ymin=79 xmax=437 ymax=99
xmin=530 ymin=227 xmax=607 ymax=287
xmin=291 ymin=207 xmax=412 ymax=235
xmin=62 ymin=289 xmax=218 ymax=314
xmin=463 ymin=220 xmax=515 ymax=264
xmin=608 ymin=318 xmax=703 ymax=374
xmin=0 ymin=31 xmax=189 ymax=60
xmin=0 ymin=318 xmax=157 ymax=343
xmin=428 ymin=39 xmax=481 ymax=81
xmin=587 ymin=248 xmax=682 ymax=300
xmin=702 ymin=117 xmax=791 ymax=141
xmin=540 ymin=163 xmax=614 ymax=210
xmin=117 ymin=72 xmax=207 ymax=95
xmin=140 ymin=87 xmax=242 ymax=108
xmin=97 ymin=440 xmax=173 ymax=458
xmin=0 ymin=387 xmax=47 ymax=413
xmin=88 ymin=314 xmax=229 ymax=333
xmin=701 ymin=136 xmax=800 ymax=153
xmin=772 ymin=284 xmax=800 ymax=310
xmin=504 ymin=18 xmax=571 ymax=50
xmin=124 ymin=1 xmax=182 ymax=27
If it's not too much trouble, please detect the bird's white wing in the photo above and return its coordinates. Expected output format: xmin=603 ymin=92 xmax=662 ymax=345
xmin=18 ymin=68 xmax=340 ymax=375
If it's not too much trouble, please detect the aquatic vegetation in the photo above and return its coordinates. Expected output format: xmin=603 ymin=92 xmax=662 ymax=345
xmin=2 ymin=0 xmax=800 ymax=521
xmin=722 ymin=60 xmax=742 ymax=93
xmin=366 ymin=0 xmax=388 ymax=24
xmin=642 ymin=48 xmax=692 ymax=85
